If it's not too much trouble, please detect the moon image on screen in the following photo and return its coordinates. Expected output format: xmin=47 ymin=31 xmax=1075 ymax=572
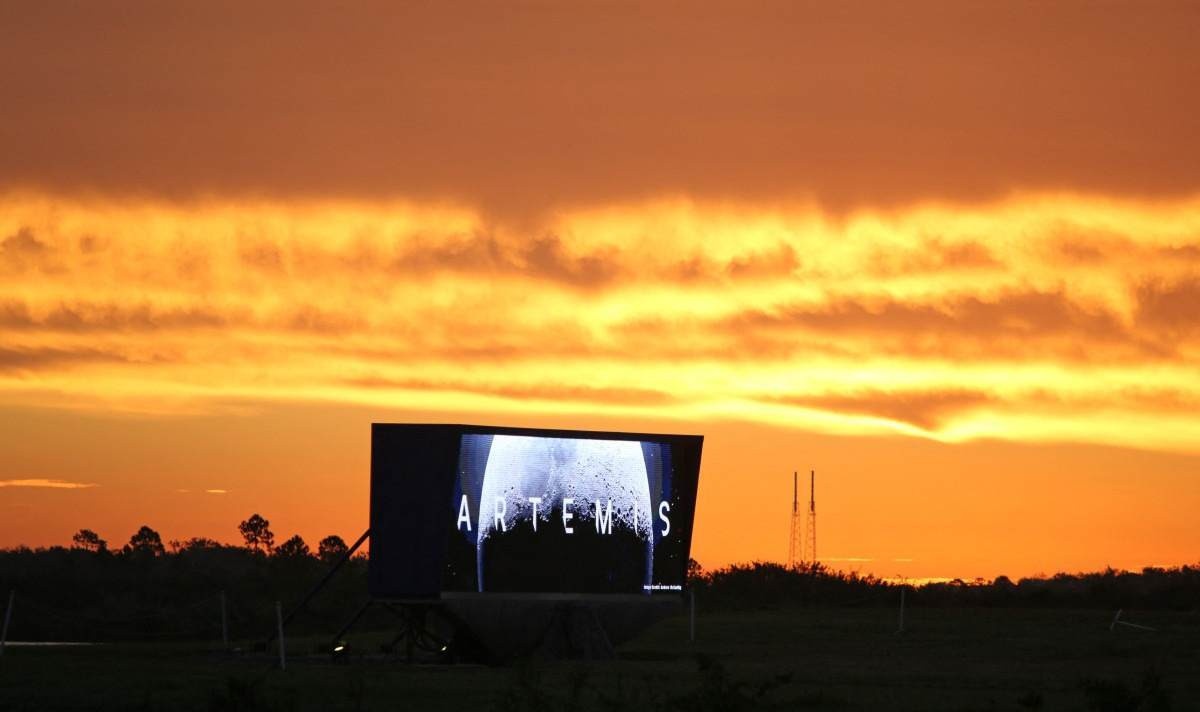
xmin=475 ymin=435 xmax=654 ymax=591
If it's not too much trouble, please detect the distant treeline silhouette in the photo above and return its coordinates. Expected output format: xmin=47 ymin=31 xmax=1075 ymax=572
xmin=2 ymin=517 xmax=1198 ymax=642
xmin=0 ymin=515 xmax=367 ymax=643
xmin=690 ymin=561 xmax=1200 ymax=611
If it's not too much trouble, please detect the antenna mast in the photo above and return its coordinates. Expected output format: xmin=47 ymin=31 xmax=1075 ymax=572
xmin=787 ymin=471 xmax=802 ymax=568
xmin=805 ymin=470 xmax=817 ymax=565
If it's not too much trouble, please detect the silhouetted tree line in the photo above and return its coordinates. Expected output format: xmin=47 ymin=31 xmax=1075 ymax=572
xmin=3 ymin=521 xmax=1199 ymax=642
xmin=689 ymin=561 xmax=1200 ymax=612
xmin=0 ymin=514 xmax=364 ymax=643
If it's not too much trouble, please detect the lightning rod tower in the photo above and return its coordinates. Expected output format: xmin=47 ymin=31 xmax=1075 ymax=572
xmin=806 ymin=469 xmax=817 ymax=565
xmin=788 ymin=470 xmax=818 ymax=567
xmin=787 ymin=471 xmax=802 ymax=568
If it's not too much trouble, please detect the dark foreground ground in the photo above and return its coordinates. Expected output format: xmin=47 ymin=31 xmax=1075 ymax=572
xmin=1 ymin=606 xmax=1197 ymax=711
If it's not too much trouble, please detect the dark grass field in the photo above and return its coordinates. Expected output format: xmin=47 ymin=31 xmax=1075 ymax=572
xmin=1 ymin=606 xmax=1197 ymax=711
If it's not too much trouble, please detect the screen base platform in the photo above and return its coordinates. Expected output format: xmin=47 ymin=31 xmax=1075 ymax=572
xmin=331 ymin=596 xmax=682 ymax=662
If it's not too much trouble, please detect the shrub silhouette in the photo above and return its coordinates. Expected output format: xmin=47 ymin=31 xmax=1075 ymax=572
xmin=1081 ymin=668 xmax=1171 ymax=712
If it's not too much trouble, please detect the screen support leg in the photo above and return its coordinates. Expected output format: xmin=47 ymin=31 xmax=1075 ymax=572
xmin=379 ymin=602 xmax=456 ymax=663
xmin=266 ymin=528 xmax=370 ymax=648
xmin=328 ymin=599 xmax=375 ymax=652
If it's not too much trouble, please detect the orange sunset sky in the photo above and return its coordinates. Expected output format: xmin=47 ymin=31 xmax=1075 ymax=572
xmin=2 ymin=2 xmax=1199 ymax=582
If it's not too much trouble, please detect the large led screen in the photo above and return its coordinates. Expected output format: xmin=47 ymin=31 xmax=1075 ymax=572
xmin=368 ymin=424 xmax=702 ymax=599
xmin=445 ymin=434 xmax=684 ymax=594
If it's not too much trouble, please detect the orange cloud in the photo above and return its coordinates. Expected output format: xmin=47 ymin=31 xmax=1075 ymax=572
xmin=765 ymin=389 xmax=993 ymax=431
xmin=0 ymin=479 xmax=97 ymax=489
xmin=2 ymin=191 xmax=1200 ymax=455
